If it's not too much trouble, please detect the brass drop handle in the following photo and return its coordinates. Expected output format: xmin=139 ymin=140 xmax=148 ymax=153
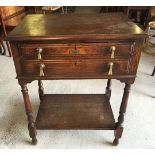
xmin=110 ymin=46 xmax=116 ymax=59
xmin=37 ymin=48 xmax=43 ymax=60
xmin=40 ymin=63 xmax=45 ymax=76
xmin=108 ymin=62 xmax=114 ymax=75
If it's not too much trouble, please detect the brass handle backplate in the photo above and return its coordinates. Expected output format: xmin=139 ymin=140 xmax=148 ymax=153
xmin=40 ymin=63 xmax=45 ymax=76
xmin=37 ymin=48 xmax=43 ymax=60
xmin=110 ymin=46 xmax=116 ymax=59
xmin=108 ymin=62 xmax=114 ymax=75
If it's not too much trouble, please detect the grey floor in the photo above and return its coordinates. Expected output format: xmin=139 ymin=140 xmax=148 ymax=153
xmin=0 ymin=51 xmax=155 ymax=148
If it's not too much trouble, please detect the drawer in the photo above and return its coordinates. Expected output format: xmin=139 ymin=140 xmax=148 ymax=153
xmin=76 ymin=43 xmax=134 ymax=58
xmin=19 ymin=42 xmax=135 ymax=60
xmin=22 ymin=60 xmax=129 ymax=77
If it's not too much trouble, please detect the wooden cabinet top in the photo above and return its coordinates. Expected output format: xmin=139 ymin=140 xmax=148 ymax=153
xmin=7 ymin=13 xmax=146 ymax=41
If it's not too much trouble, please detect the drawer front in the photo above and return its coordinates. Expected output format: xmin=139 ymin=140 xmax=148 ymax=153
xmin=19 ymin=42 xmax=134 ymax=60
xmin=22 ymin=60 xmax=129 ymax=77
xmin=76 ymin=43 xmax=134 ymax=58
xmin=20 ymin=44 xmax=75 ymax=60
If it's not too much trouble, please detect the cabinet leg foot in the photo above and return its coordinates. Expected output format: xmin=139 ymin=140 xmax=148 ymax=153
xmin=32 ymin=137 xmax=38 ymax=145
xmin=113 ymin=138 xmax=119 ymax=146
xmin=27 ymin=113 xmax=37 ymax=145
xmin=113 ymin=125 xmax=123 ymax=146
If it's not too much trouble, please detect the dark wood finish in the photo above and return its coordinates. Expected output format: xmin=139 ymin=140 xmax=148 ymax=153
xmin=7 ymin=13 xmax=146 ymax=41
xmin=105 ymin=79 xmax=112 ymax=99
xmin=7 ymin=13 xmax=146 ymax=145
xmin=18 ymin=80 xmax=37 ymax=145
xmin=113 ymin=83 xmax=131 ymax=146
xmin=36 ymin=94 xmax=115 ymax=129
xmin=38 ymin=80 xmax=44 ymax=101
xmin=22 ymin=59 xmax=129 ymax=77
xmin=19 ymin=42 xmax=134 ymax=60
xmin=151 ymin=66 xmax=155 ymax=76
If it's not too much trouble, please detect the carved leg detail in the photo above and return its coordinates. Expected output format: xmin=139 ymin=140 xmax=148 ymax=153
xmin=20 ymin=82 xmax=37 ymax=145
xmin=38 ymin=80 xmax=44 ymax=101
xmin=106 ymin=79 xmax=112 ymax=99
xmin=113 ymin=83 xmax=131 ymax=146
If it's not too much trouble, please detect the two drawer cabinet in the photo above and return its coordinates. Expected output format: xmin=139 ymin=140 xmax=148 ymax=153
xmin=7 ymin=13 xmax=146 ymax=146
xmin=20 ymin=42 xmax=134 ymax=78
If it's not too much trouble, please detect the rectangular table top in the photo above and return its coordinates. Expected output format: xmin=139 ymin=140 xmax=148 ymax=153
xmin=7 ymin=13 xmax=146 ymax=41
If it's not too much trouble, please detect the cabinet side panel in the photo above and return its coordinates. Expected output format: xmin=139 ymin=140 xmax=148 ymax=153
xmin=10 ymin=42 xmax=22 ymax=76
xmin=129 ymin=39 xmax=144 ymax=75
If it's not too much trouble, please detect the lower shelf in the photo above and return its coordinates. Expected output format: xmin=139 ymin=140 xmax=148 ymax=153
xmin=36 ymin=94 xmax=116 ymax=130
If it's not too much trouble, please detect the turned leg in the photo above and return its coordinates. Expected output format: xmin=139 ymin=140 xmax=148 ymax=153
xmin=113 ymin=83 xmax=131 ymax=146
xmin=151 ymin=66 xmax=155 ymax=76
xmin=19 ymin=82 xmax=37 ymax=145
xmin=6 ymin=41 xmax=12 ymax=57
xmin=38 ymin=80 xmax=44 ymax=101
xmin=105 ymin=79 xmax=112 ymax=99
